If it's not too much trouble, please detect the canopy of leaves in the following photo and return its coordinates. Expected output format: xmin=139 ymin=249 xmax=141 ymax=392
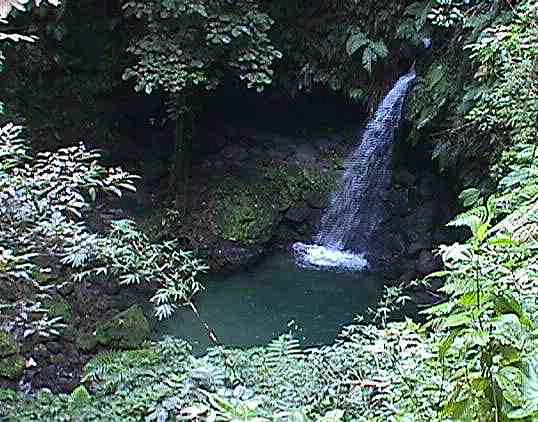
xmin=122 ymin=0 xmax=282 ymax=95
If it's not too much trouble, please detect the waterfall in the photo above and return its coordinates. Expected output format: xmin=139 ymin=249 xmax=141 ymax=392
xmin=293 ymin=69 xmax=417 ymax=271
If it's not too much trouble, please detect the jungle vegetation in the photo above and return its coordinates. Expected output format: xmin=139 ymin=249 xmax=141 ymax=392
xmin=0 ymin=0 xmax=538 ymax=421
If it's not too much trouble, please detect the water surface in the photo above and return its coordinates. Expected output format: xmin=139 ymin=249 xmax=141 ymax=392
xmin=154 ymin=253 xmax=383 ymax=354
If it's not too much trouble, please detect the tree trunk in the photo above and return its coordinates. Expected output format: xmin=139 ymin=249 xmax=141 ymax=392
xmin=171 ymin=95 xmax=192 ymax=220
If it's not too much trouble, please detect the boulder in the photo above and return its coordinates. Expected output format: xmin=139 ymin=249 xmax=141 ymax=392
xmin=142 ymin=159 xmax=167 ymax=186
xmin=222 ymin=145 xmax=248 ymax=162
xmin=268 ymin=149 xmax=288 ymax=162
xmin=433 ymin=226 xmax=471 ymax=244
xmin=46 ymin=341 xmax=63 ymax=355
xmin=307 ymin=209 xmax=323 ymax=232
xmin=408 ymin=234 xmax=432 ymax=257
xmin=96 ymin=305 xmax=150 ymax=349
xmin=76 ymin=330 xmax=98 ymax=353
xmin=408 ymin=203 xmax=434 ymax=234
xmin=33 ymin=363 xmax=81 ymax=393
xmin=44 ymin=295 xmax=74 ymax=323
xmin=0 ymin=331 xmax=18 ymax=357
xmin=367 ymin=232 xmax=407 ymax=276
xmin=398 ymin=260 xmax=418 ymax=284
xmin=57 ymin=281 xmax=75 ymax=297
xmin=215 ymin=183 xmax=277 ymax=244
xmin=0 ymin=354 xmax=24 ymax=380
xmin=285 ymin=206 xmax=311 ymax=223
xmin=385 ymin=188 xmax=410 ymax=216
xmin=418 ymin=177 xmax=435 ymax=199
xmin=304 ymin=192 xmax=329 ymax=209
xmin=75 ymin=282 xmax=116 ymax=320
xmin=217 ymin=242 xmax=262 ymax=270
xmin=313 ymin=137 xmax=338 ymax=153
xmin=0 ymin=279 xmax=17 ymax=302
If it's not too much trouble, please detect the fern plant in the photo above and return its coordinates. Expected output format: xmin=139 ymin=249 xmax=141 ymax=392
xmin=68 ymin=219 xmax=209 ymax=320
xmin=265 ymin=333 xmax=303 ymax=368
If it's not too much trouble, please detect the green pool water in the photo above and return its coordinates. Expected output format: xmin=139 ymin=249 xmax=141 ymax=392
xmin=154 ymin=253 xmax=384 ymax=354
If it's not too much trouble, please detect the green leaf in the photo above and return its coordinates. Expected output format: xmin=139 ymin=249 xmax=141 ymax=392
xmin=348 ymin=87 xmax=365 ymax=100
xmin=488 ymin=235 xmax=515 ymax=247
xmin=508 ymin=353 xmax=538 ymax=418
xmin=362 ymin=47 xmax=376 ymax=73
xmin=346 ymin=31 xmax=368 ymax=56
xmin=441 ymin=312 xmax=473 ymax=329
xmin=495 ymin=366 xmax=525 ymax=407
xmin=444 ymin=397 xmax=481 ymax=421
xmin=475 ymin=223 xmax=489 ymax=242
xmin=459 ymin=188 xmax=481 ymax=208
xmin=370 ymin=40 xmax=388 ymax=58
xmin=499 ymin=345 xmax=522 ymax=366
xmin=182 ymin=404 xmax=209 ymax=417
xmin=464 ymin=329 xmax=489 ymax=348
xmin=421 ymin=300 xmax=455 ymax=316
xmin=319 ymin=409 xmax=345 ymax=422
xmin=439 ymin=330 xmax=459 ymax=359
xmin=493 ymin=314 xmax=524 ymax=346
xmin=495 ymin=295 xmax=534 ymax=329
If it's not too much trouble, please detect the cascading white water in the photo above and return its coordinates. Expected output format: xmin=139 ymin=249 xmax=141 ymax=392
xmin=293 ymin=69 xmax=417 ymax=271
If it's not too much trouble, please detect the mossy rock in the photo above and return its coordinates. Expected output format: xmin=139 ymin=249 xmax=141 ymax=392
xmin=0 ymin=332 xmax=19 ymax=358
xmin=0 ymin=354 xmax=24 ymax=380
xmin=96 ymin=305 xmax=150 ymax=349
xmin=215 ymin=183 xmax=276 ymax=244
xmin=268 ymin=164 xmax=338 ymax=210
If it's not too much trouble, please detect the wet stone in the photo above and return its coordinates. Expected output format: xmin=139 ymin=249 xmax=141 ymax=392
xmin=285 ymin=207 xmax=311 ymax=223
xmin=304 ymin=192 xmax=328 ymax=209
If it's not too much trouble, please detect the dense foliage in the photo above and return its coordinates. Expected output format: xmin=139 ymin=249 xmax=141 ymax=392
xmin=408 ymin=0 xmax=538 ymax=171
xmin=1 ymin=0 xmax=538 ymax=421
xmin=262 ymin=0 xmax=429 ymax=103
xmin=0 ymin=125 xmax=207 ymax=324
xmin=122 ymin=0 xmax=281 ymax=96
xmin=0 ymin=123 xmax=136 ymax=337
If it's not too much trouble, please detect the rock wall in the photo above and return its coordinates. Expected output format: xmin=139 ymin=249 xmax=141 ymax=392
xmin=154 ymin=125 xmax=464 ymax=281
xmin=154 ymin=126 xmax=352 ymax=272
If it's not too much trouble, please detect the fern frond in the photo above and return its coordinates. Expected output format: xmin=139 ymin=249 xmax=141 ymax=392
xmin=265 ymin=334 xmax=303 ymax=367
xmin=447 ymin=207 xmax=487 ymax=234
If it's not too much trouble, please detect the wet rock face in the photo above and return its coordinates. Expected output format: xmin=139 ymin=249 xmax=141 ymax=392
xmin=215 ymin=241 xmax=262 ymax=270
xmin=146 ymin=125 xmax=459 ymax=278
xmin=361 ymin=140 xmax=464 ymax=281
xmin=365 ymin=170 xmax=447 ymax=279
xmin=285 ymin=206 xmax=311 ymax=223
xmin=170 ymin=127 xmax=348 ymax=272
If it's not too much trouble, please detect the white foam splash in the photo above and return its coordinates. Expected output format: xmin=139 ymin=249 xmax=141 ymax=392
xmin=292 ymin=242 xmax=368 ymax=272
